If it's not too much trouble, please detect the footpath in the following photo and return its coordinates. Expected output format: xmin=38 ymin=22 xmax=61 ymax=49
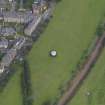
xmin=57 ymin=33 xmax=105 ymax=105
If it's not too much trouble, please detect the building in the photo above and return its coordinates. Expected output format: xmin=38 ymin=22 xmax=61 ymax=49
xmin=32 ymin=0 xmax=48 ymax=15
xmin=0 ymin=27 xmax=16 ymax=36
xmin=0 ymin=64 xmax=4 ymax=73
xmin=32 ymin=3 xmax=41 ymax=15
xmin=0 ymin=0 xmax=8 ymax=9
xmin=1 ymin=11 xmax=34 ymax=23
xmin=0 ymin=37 xmax=25 ymax=72
xmin=14 ymin=36 xmax=26 ymax=49
xmin=1 ymin=48 xmax=17 ymax=67
xmin=24 ymin=16 xmax=41 ymax=36
xmin=24 ymin=7 xmax=50 ymax=36
xmin=0 ymin=38 xmax=8 ymax=48
xmin=50 ymin=50 xmax=57 ymax=57
xmin=8 ymin=0 xmax=13 ymax=2
xmin=0 ymin=12 xmax=3 ymax=20
xmin=40 ymin=0 xmax=48 ymax=13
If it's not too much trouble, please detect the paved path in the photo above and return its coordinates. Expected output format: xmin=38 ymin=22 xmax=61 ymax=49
xmin=57 ymin=33 xmax=105 ymax=105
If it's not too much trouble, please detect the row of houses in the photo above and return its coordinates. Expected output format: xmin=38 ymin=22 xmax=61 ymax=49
xmin=1 ymin=48 xmax=16 ymax=67
xmin=0 ymin=38 xmax=8 ymax=49
xmin=0 ymin=36 xmax=26 ymax=73
xmin=0 ymin=11 xmax=34 ymax=24
xmin=0 ymin=0 xmax=51 ymax=73
xmin=24 ymin=7 xmax=51 ymax=36
xmin=0 ymin=0 xmax=49 ymax=37
xmin=24 ymin=15 xmax=42 ymax=35
xmin=0 ymin=48 xmax=16 ymax=73
xmin=14 ymin=36 xmax=26 ymax=50
xmin=0 ymin=0 xmax=8 ymax=9
xmin=0 ymin=27 xmax=16 ymax=36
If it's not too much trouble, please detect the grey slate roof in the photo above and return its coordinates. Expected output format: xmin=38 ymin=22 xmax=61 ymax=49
xmin=0 ymin=27 xmax=16 ymax=36
xmin=0 ymin=38 xmax=8 ymax=48
xmin=1 ymin=48 xmax=16 ymax=67
xmin=0 ymin=11 xmax=34 ymax=23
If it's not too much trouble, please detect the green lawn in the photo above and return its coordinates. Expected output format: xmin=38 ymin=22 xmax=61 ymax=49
xmin=69 ymin=49 xmax=105 ymax=105
xmin=0 ymin=65 xmax=22 ymax=105
xmin=27 ymin=0 xmax=105 ymax=105
xmin=23 ymin=0 xmax=34 ymax=9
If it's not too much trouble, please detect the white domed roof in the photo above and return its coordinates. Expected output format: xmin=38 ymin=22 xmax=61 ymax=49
xmin=50 ymin=50 xmax=57 ymax=57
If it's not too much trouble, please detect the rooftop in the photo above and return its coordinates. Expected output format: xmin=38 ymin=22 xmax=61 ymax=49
xmin=0 ymin=27 xmax=16 ymax=36
xmin=0 ymin=38 xmax=8 ymax=48
xmin=1 ymin=48 xmax=17 ymax=67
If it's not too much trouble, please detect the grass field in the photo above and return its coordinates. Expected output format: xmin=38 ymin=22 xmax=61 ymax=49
xmin=0 ymin=65 xmax=22 ymax=105
xmin=27 ymin=0 xmax=105 ymax=105
xmin=69 ymin=49 xmax=105 ymax=105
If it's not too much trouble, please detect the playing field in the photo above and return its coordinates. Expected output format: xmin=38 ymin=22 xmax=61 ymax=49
xmin=27 ymin=0 xmax=105 ymax=105
xmin=69 ymin=49 xmax=105 ymax=105
xmin=0 ymin=65 xmax=22 ymax=105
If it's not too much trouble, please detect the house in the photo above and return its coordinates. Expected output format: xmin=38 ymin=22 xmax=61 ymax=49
xmin=32 ymin=0 xmax=48 ymax=15
xmin=2 ymin=11 xmax=34 ymax=23
xmin=0 ymin=64 xmax=4 ymax=73
xmin=0 ymin=38 xmax=8 ymax=48
xmin=14 ymin=36 xmax=26 ymax=49
xmin=0 ymin=0 xmax=8 ymax=9
xmin=0 ymin=37 xmax=25 ymax=72
xmin=24 ymin=8 xmax=50 ymax=36
xmin=0 ymin=27 xmax=16 ymax=36
xmin=1 ymin=48 xmax=17 ymax=67
xmin=24 ymin=16 xmax=41 ymax=36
